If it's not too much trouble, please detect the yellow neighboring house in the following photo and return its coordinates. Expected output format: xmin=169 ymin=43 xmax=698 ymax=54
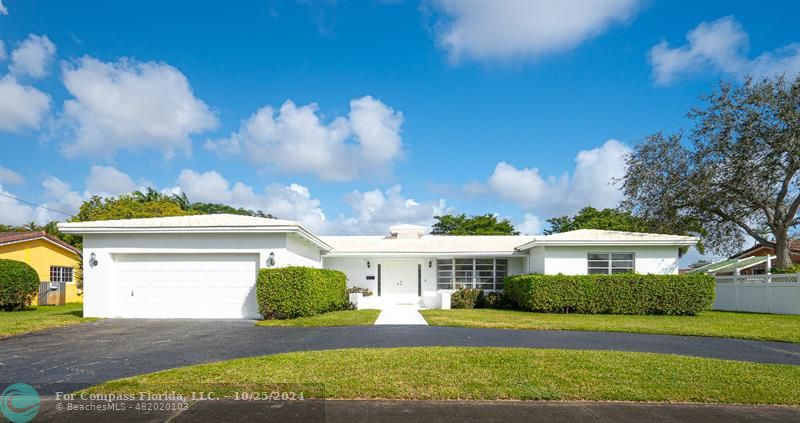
xmin=0 ymin=231 xmax=82 ymax=304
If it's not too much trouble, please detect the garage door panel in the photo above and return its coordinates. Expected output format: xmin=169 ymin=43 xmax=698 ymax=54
xmin=113 ymin=253 xmax=259 ymax=319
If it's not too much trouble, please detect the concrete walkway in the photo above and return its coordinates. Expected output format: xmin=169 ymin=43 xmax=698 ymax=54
xmin=34 ymin=399 xmax=800 ymax=422
xmin=374 ymin=305 xmax=428 ymax=325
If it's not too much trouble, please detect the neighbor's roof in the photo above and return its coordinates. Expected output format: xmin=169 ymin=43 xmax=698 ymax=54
xmin=689 ymin=256 xmax=775 ymax=274
xmin=515 ymin=229 xmax=698 ymax=250
xmin=320 ymin=235 xmax=535 ymax=256
xmin=58 ymin=214 xmax=331 ymax=251
xmin=0 ymin=231 xmax=80 ymax=255
xmin=732 ymin=241 xmax=800 ymax=259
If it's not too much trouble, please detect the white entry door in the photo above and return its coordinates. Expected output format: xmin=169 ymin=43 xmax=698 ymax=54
xmin=381 ymin=261 xmax=419 ymax=296
xmin=113 ymin=253 xmax=259 ymax=319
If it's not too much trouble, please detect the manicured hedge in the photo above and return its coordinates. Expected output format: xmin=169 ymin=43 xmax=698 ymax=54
xmin=257 ymin=266 xmax=348 ymax=319
xmin=504 ymin=273 xmax=715 ymax=315
xmin=0 ymin=259 xmax=40 ymax=311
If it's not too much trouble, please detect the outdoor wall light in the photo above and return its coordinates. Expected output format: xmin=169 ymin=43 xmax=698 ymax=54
xmin=267 ymin=252 xmax=276 ymax=267
xmin=89 ymin=252 xmax=98 ymax=268
xmin=428 ymin=260 xmax=432 ymax=268
xmin=367 ymin=260 xmax=371 ymax=269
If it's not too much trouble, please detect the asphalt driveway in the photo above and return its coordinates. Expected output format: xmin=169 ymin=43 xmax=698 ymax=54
xmin=2 ymin=319 xmax=799 ymax=394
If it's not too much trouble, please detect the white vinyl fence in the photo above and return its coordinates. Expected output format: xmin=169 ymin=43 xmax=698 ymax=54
xmin=714 ymin=273 xmax=800 ymax=315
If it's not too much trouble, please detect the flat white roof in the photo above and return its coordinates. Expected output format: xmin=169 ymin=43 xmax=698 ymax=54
xmin=515 ymin=229 xmax=698 ymax=250
xmin=320 ymin=235 xmax=534 ymax=256
xmin=58 ymin=214 xmax=332 ymax=251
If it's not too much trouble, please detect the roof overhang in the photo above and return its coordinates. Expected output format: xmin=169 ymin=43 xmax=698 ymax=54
xmin=323 ymin=251 xmax=527 ymax=258
xmin=515 ymin=238 xmax=698 ymax=251
xmin=0 ymin=236 xmax=80 ymax=256
xmin=57 ymin=224 xmax=332 ymax=252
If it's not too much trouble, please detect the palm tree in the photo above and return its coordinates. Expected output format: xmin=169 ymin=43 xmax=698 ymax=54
xmin=171 ymin=192 xmax=191 ymax=210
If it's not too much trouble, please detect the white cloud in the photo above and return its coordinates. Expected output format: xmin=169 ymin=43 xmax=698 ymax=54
xmin=649 ymin=16 xmax=800 ymax=85
xmin=430 ymin=0 xmax=638 ymax=63
xmin=480 ymin=139 xmax=631 ymax=216
xmin=0 ymin=75 xmax=51 ymax=132
xmin=172 ymin=169 xmax=327 ymax=231
xmin=0 ymin=183 xmax=35 ymax=225
xmin=34 ymin=177 xmax=83 ymax=223
xmin=10 ymin=34 xmax=56 ymax=78
xmin=172 ymin=170 xmax=447 ymax=235
xmin=0 ymin=40 xmax=6 ymax=61
xmin=337 ymin=185 xmax=449 ymax=234
xmin=206 ymin=95 xmax=404 ymax=181
xmin=59 ymin=56 xmax=218 ymax=159
xmin=0 ymin=1 xmax=8 ymax=16
xmin=84 ymin=165 xmax=137 ymax=198
xmin=0 ymin=167 xmax=24 ymax=185
xmin=517 ymin=213 xmax=542 ymax=235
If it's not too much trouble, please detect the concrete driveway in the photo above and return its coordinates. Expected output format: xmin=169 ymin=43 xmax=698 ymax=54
xmin=1 ymin=319 xmax=799 ymax=394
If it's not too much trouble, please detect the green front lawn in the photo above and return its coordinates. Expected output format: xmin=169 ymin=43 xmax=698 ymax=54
xmin=255 ymin=309 xmax=380 ymax=327
xmin=86 ymin=347 xmax=800 ymax=404
xmin=420 ymin=309 xmax=800 ymax=343
xmin=0 ymin=303 xmax=97 ymax=337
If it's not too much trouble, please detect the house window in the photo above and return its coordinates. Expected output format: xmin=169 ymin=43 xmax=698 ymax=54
xmin=50 ymin=266 xmax=74 ymax=283
xmin=587 ymin=253 xmax=634 ymax=275
xmin=437 ymin=258 xmax=509 ymax=290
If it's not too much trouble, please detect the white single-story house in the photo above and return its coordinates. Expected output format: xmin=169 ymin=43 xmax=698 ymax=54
xmin=59 ymin=214 xmax=697 ymax=319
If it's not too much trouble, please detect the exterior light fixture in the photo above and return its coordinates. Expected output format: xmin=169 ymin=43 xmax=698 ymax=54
xmin=267 ymin=252 xmax=276 ymax=267
xmin=89 ymin=252 xmax=98 ymax=268
xmin=428 ymin=260 xmax=432 ymax=268
xmin=367 ymin=260 xmax=371 ymax=269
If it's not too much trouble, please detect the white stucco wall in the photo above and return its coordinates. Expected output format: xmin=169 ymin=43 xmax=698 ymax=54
xmin=321 ymin=256 xmax=438 ymax=295
xmin=529 ymin=245 xmax=680 ymax=275
xmin=285 ymin=233 xmax=323 ymax=268
xmin=82 ymin=232 xmax=322 ymax=318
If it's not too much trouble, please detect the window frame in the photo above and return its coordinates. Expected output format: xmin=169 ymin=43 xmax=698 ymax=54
xmin=436 ymin=258 xmax=508 ymax=290
xmin=49 ymin=266 xmax=74 ymax=283
xmin=587 ymin=252 xmax=635 ymax=275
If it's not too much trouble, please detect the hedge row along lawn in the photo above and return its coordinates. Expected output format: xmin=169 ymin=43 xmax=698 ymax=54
xmin=504 ymin=273 xmax=715 ymax=315
xmin=420 ymin=309 xmax=800 ymax=344
xmin=0 ymin=303 xmax=97 ymax=337
xmin=256 ymin=309 xmax=380 ymax=327
xmin=85 ymin=347 xmax=800 ymax=404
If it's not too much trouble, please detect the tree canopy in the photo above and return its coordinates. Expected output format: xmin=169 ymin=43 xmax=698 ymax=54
xmin=622 ymin=76 xmax=800 ymax=267
xmin=545 ymin=207 xmax=653 ymax=234
xmin=431 ymin=214 xmax=519 ymax=235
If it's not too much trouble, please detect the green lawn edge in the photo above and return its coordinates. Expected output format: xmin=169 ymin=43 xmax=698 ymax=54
xmin=84 ymin=347 xmax=800 ymax=405
xmin=419 ymin=309 xmax=800 ymax=344
xmin=0 ymin=303 xmax=98 ymax=338
xmin=256 ymin=309 xmax=380 ymax=327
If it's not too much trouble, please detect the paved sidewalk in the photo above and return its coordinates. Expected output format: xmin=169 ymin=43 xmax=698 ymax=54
xmin=374 ymin=305 xmax=428 ymax=325
xmin=33 ymin=399 xmax=800 ymax=422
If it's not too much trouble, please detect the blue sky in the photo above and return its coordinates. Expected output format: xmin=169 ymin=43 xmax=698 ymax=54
xmin=1 ymin=1 xmax=799 ymax=263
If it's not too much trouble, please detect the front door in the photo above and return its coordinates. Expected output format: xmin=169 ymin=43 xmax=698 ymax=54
xmin=380 ymin=261 xmax=419 ymax=296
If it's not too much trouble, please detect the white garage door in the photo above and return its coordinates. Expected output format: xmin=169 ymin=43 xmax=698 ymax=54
xmin=113 ymin=253 xmax=259 ymax=319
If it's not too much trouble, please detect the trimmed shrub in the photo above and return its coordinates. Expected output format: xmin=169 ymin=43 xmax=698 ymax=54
xmin=257 ymin=266 xmax=348 ymax=319
xmin=478 ymin=291 xmax=514 ymax=309
xmin=504 ymin=273 xmax=715 ymax=315
xmin=451 ymin=288 xmax=482 ymax=309
xmin=0 ymin=259 xmax=40 ymax=311
xmin=772 ymin=264 xmax=800 ymax=274
xmin=346 ymin=287 xmax=374 ymax=297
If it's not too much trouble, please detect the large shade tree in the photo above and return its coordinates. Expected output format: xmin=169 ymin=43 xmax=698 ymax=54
xmin=622 ymin=76 xmax=800 ymax=268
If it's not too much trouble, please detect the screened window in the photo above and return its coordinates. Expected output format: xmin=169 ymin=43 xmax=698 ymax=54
xmin=587 ymin=253 xmax=634 ymax=275
xmin=437 ymin=258 xmax=508 ymax=290
xmin=50 ymin=266 xmax=74 ymax=283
